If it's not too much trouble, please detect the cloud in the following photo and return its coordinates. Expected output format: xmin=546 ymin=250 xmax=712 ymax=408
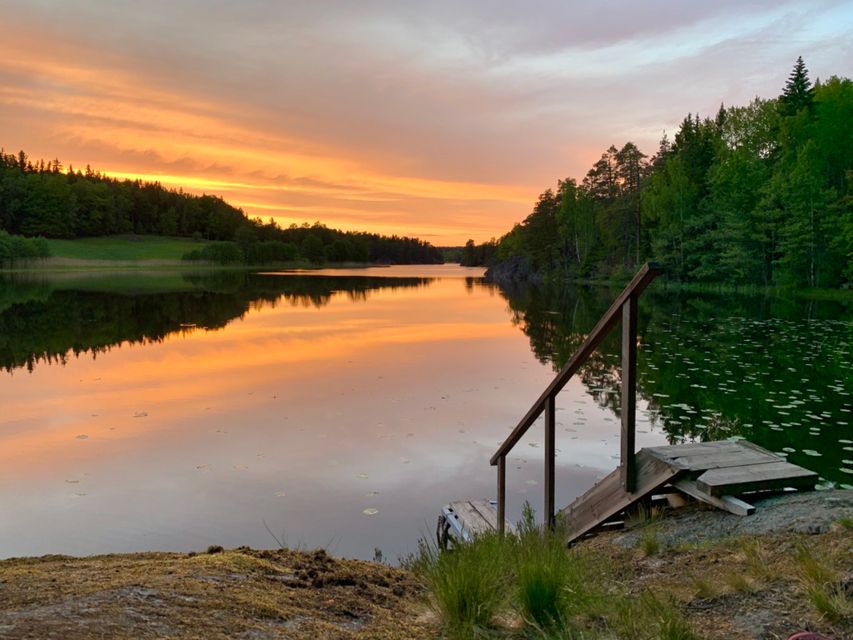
xmin=1 ymin=1 xmax=850 ymax=243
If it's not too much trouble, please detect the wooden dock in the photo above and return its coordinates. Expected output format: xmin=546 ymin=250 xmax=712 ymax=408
xmin=560 ymin=439 xmax=817 ymax=543
xmin=441 ymin=440 xmax=817 ymax=546
xmin=437 ymin=499 xmax=513 ymax=548
xmin=442 ymin=264 xmax=819 ymax=547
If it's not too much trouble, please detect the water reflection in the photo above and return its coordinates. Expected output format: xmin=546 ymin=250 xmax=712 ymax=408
xmin=0 ymin=271 xmax=432 ymax=372
xmin=5 ymin=265 xmax=594 ymax=561
xmin=495 ymin=280 xmax=853 ymax=487
xmin=1 ymin=267 xmax=849 ymax=562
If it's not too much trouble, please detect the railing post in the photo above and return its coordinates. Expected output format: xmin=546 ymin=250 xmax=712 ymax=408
xmin=620 ymin=294 xmax=638 ymax=493
xmin=544 ymin=394 xmax=555 ymax=528
xmin=497 ymin=455 xmax=506 ymax=535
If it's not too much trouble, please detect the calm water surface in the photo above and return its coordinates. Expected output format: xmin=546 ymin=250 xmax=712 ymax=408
xmin=0 ymin=266 xmax=850 ymax=560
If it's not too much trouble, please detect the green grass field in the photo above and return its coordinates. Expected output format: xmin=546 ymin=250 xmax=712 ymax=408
xmin=45 ymin=235 xmax=204 ymax=261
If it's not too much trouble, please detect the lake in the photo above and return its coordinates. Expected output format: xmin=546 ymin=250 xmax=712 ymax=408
xmin=0 ymin=265 xmax=850 ymax=561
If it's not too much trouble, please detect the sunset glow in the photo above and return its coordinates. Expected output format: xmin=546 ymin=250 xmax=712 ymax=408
xmin=2 ymin=1 xmax=850 ymax=243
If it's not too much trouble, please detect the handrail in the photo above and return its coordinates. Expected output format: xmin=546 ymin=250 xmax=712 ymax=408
xmin=491 ymin=261 xmax=662 ymax=531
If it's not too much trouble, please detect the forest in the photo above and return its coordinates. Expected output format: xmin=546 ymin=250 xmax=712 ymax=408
xmin=0 ymin=154 xmax=442 ymax=265
xmin=466 ymin=59 xmax=852 ymax=289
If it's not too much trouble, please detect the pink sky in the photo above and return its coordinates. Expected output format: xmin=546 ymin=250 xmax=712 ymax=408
xmin=1 ymin=1 xmax=850 ymax=244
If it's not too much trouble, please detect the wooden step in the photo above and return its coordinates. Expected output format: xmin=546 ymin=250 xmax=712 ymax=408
xmin=645 ymin=440 xmax=781 ymax=471
xmin=696 ymin=461 xmax=818 ymax=496
xmin=560 ymin=449 xmax=683 ymax=543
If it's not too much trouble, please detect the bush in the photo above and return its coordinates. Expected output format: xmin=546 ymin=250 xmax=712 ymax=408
xmin=245 ymin=240 xmax=299 ymax=264
xmin=182 ymin=241 xmax=244 ymax=264
xmin=0 ymin=230 xmax=51 ymax=265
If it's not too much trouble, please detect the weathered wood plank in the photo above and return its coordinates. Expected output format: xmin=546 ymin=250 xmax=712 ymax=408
xmin=545 ymin=395 xmax=556 ymax=527
xmin=621 ymin=294 xmax=637 ymax=492
xmin=469 ymin=499 xmax=501 ymax=531
xmin=672 ymin=479 xmax=755 ymax=516
xmin=645 ymin=441 xmax=744 ymax=462
xmin=447 ymin=500 xmax=513 ymax=538
xmin=736 ymin=440 xmax=780 ymax=457
xmin=668 ymin=449 xmax=780 ymax=471
xmin=696 ymin=461 xmax=818 ymax=497
xmin=448 ymin=501 xmax=495 ymax=536
xmin=562 ymin=450 xmax=683 ymax=542
xmin=497 ymin=456 xmax=506 ymax=535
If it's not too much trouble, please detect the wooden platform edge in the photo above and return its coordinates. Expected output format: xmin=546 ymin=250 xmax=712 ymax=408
xmin=672 ymin=478 xmax=755 ymax=516
xmin=441 ymin=499 xmax=513 ymax=545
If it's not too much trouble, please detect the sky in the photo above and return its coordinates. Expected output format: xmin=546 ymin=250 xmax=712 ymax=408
xmin=1 ymin=1 xmax=851 ymax=244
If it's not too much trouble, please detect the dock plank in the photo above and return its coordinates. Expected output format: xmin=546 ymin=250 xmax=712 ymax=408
xmin=696 ymin=461 xmax=818 ymax=496
xmin=562 ymin=450 xmax=683 ymax=542
xmin=645 ymin=441 xmax=744 ymax=460
xmin=665 ymin=449 xmax=779 ymax=471
xmin=469 ymin=499 xmax=501 ymax=531
xmin=447 ymin=501 xmax=495 ymax=537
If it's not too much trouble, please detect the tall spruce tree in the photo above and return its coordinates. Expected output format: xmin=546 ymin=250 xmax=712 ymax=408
xmin=780 ymin=56 xmax=815 ymax=116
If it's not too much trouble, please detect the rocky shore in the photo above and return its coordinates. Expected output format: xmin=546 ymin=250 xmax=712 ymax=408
xmin=0 ymin=491 xmax=850 ymax=639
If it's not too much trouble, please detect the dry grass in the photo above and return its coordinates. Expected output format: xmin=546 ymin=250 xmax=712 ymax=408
xmin=1 ymin=522 xmax=849 ymax=639
xmin=0 ymin=547 xmax=433 ymax=639
xmin=580 ymin=527 xmax=852 ymax=640
xmin=794 ymin=540 xmax=853 ymax=625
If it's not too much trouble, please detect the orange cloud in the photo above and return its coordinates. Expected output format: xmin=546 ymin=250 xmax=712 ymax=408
xmin=0 ymin=25 xmax=537 ymax=244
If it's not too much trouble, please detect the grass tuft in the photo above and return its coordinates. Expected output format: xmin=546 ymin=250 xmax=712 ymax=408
xmin=724 ymin=571 xmax=756 ymax=593
xmin=794 ymin=541 xmax=852 ymax=624
xmin=689 ymin=575 xmax=717 ymax=599
xmin=611 ymin=590 xmax=699 ymax=640
xmin=740 ymin=539 xmax=772 ymax=582
xmin=412 ymin=533 xmax=510 ymax=639
xmin=638 ymin=526 xmax=662 ymax=557
xmin=514 ymin=506 xmax=579 ymax=631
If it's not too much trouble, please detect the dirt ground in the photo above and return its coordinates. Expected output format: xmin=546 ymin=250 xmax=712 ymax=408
xmin=583 ymin=490 xmax=853 ymax=640
xmin=0 ymin=547 xmax=434 ymax=639
xmin=0 ymin=491 xmax=850 ymax=639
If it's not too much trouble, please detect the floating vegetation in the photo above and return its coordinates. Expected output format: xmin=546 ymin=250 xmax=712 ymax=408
xmin=541 ymin=307 xmax=853 ymax=485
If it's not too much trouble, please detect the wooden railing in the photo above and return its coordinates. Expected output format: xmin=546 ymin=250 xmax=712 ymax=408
xmin=491 ymin=262 xmax=663 ymax=532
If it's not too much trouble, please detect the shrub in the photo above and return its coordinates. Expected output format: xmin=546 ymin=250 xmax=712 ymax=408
xmin=412 ymin=533 xmax=511 ymax=639
xmin=182 ymin=241 xmax=244 ymax=264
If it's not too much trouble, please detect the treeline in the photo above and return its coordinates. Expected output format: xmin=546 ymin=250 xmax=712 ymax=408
xmin=0 ymin=152 xmax=442 ymax=265
xmin=0 ymin=272 xmax=432 ymax=372
xmin=182 ymin=221 xmax=443 ymax=265
xmin=472 ymin=58 xmax=852 ymax=288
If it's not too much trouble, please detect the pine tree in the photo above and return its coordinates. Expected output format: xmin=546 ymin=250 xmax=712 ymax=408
xmin=780 ymin=56 xmax=815 ymax=116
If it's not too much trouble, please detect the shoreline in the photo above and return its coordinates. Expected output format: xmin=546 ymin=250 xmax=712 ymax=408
xmin=1 ymin=490 xmax=849 ymax=639
xmin=0 ymin=258 xmax=398 ymax=274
